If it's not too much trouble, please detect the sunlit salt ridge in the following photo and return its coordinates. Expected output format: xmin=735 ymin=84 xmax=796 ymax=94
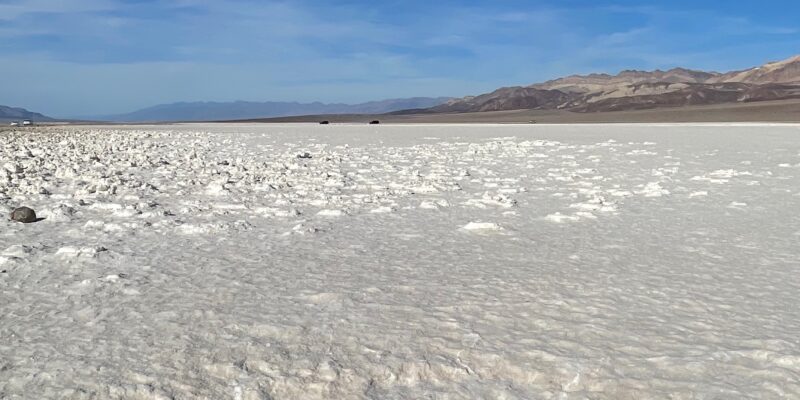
xmin=1 ymin=123 xmax=799 ymax=398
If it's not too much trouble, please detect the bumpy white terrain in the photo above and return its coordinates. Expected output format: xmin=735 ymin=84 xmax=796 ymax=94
xmin=2 ymin=123 xmax=799 ymax=399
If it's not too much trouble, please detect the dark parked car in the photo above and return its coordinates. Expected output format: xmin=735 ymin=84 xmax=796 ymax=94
xmin=319 ymin=120 xmax=330 ymax=125
xmin=369 ymin=120 xmax=380 ymax=125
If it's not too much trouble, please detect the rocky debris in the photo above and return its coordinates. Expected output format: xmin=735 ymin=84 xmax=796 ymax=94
xmin=0 ymin=128 xmax=478 ymax=223
xmin=39 ymin=204 xmax=77 ymax=222
xmin=0 ymin=126 xmax=670 ymax=233
xmin=9 ymin=206 xmax=37 ymax=223
xmin=3 ymin=162 xmax=23 ymax=174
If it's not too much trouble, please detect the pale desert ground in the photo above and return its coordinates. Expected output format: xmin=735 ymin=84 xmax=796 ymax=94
xmin=1 ymin=123 xmax=799 ymax=399
xmin=250 ymin=98 xmax=800 ymax=124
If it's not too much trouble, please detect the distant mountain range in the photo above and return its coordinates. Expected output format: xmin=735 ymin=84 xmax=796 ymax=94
xmin=0 ymin=105 xmax=53 ymax=122
xmin=97 ymin=97 xmax=451 ymax=122
xmin=406 ymin=55 xmax=800 ymax=114
xmin=5 ymin=55 xmax=800 ymax=123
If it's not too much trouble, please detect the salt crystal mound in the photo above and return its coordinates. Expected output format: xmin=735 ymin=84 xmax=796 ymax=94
xmin=1 ymin=123 xmax=799 ymax=399
xmin=461 ymin=221 xmax=503 ymax=231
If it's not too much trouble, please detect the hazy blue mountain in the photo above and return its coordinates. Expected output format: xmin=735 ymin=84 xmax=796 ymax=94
xmin=99 ymin=97 xmax=451 ymax=122
xmin=0 ymin=105 xmax=53 ymax=122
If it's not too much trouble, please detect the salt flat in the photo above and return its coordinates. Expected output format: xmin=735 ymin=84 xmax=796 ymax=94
xmin=1 ymin=123 xmax=799 ymax=399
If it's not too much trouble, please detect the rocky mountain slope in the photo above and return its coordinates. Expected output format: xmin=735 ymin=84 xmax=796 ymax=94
xmin=428 ymin=87 xmax=571 ymax=113
xmin=709 ymin=55 xmax=800 ymax=84
xmin=425 ymin=55 xmax=800 ymax=113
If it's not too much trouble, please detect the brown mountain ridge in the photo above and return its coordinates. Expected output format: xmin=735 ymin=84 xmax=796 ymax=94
xmin=408 ymin=55 xmax=800 ymax=114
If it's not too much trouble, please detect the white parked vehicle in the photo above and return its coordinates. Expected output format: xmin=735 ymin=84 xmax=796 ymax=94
xmin=9 ymin=121 xmax=19 ymax=126
xmin=22 ymin=120 xmax=32 ymax=126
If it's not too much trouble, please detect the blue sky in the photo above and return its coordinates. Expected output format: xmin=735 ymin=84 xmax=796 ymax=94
xmin=1 ymin=0 xmax=799 ymax=117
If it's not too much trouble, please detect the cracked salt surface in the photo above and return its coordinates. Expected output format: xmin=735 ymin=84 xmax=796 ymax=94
xmin=1 ymin=123 xmax=799 ymax=399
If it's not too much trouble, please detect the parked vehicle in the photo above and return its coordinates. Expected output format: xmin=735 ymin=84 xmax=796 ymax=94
xmin=9 ymin=121 xmax=19 ymax=126
xmin=22 ymin=120 xmax=32 ymax=126
xmin=369 ymin=120 xmax=380 ymax=124
xmin=319 ymin=120 xmax=330 ymax=125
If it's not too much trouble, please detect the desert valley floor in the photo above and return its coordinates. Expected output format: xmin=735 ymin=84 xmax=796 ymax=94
xmin=1 ymin=123 xmax=799 ymax=399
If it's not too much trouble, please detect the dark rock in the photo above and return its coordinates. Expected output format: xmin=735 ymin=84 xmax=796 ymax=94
xmin=9 ymin=207 xmax=37 ymax=223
